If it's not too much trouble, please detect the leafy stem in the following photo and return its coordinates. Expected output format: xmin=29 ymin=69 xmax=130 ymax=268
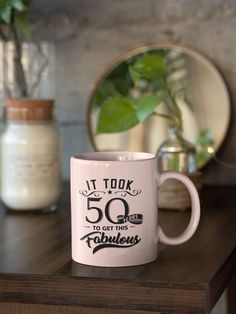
xmin=152 ymin=111 xmax=174 ymax=121
xmin=29 ymin=43 xmax=49 ymax=97
xmin=0 ymin=0 xmax=47 ymax=98
xmin=11 ymin=22 xmax=28 ymax=97
xmin=161 ymin=78 xmax=183 ymax=130
xmin=0 ymin=26 xmax=7 ymax=41
xmin=167 ymin=87 xmax=182 ymax=119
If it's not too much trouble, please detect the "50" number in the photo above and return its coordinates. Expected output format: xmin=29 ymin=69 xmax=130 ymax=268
xmin=85 ymin=197 xmax=129 ymax=224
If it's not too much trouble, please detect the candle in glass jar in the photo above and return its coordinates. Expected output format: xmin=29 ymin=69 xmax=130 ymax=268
xmin=0 ymin=99 xmax=61 ymax=211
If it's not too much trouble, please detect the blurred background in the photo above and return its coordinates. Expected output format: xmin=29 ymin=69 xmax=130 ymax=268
xmin=28 ymin=0 xmax=236 ymax=182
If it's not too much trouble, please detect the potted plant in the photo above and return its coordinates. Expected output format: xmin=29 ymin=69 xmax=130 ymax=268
xmin=95 ymin=51 xmax=213 ymax=168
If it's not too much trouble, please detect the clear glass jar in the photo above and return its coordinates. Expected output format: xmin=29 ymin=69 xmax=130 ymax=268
xmin=156 ymin=128 xmax=196 ymax=173
xmin=0 ymin=99 xmax=61 ymax=211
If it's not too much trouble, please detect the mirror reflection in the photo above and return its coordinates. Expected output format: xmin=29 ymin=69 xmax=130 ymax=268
xmin=88 ymin=44 xmax=230 ymax=168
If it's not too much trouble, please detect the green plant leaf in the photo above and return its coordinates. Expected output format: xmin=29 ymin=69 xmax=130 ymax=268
xmin=12 ymin=0 xmax=26 ymax=11
xmin=0 ymin=5 xmax=11 ymax=23
xmin=94 ymin=80 xmax=120 ymax=107
xmin=0 ymin=0 xmax=10 ymax=11
xmin=107 ymin=62 xmax=133 ymax=96
xmin=96 ymin=97 xmax=139 ymax=134
xmin=0 ymin=0 xmax=27 ymax=23
xmin=196 ymin=129 xmax=214 ymax=167
xmin=196 ymin=129 xmax=214 ymax=147
xmin=196 ymin=151 xmax=208 ymax=168
xmin=132 ymin=54 xmax=166 ymax=80
xmin=134 ymin=91 xmax=166 ymax=123
xmin=14 ymin=11 xmax=30 ymax=37
xmin=129 ymin=65 xmax=141 ymax=84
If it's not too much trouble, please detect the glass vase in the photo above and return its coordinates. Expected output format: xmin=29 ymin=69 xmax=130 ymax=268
xmin=156 ymin=128 xmax=196 ymax=173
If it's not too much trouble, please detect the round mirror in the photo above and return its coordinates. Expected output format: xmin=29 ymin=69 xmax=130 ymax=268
xmin=87 ymin=43 xmax=230 ymax=168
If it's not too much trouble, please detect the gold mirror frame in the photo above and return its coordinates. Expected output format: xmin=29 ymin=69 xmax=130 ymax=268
xmin=87 ymin=43 xmax=230 ymax=168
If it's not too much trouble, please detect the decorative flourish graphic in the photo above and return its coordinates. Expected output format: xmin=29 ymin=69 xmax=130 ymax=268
xmin=79 ymin=190 xmax=106 ymax=197
xmin=115 ymin=189 xmax=141 ymax=197
xmin=79 ymin=188 xmax=142 ymax=198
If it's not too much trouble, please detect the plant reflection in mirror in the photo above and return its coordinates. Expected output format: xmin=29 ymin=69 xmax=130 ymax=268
xmin=95 ymin=49 xmax=214 ymax=168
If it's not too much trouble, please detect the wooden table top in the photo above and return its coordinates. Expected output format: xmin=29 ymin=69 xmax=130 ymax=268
xmin=0 ymin=184 xmax=236 ymax=314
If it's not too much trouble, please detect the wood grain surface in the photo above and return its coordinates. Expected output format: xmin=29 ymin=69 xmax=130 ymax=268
xmin=0 ymin=184 xmax=235 ymax=313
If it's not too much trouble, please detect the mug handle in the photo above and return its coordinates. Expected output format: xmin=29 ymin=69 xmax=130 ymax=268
xmin=157 ymin=171 xmax=201 ymax=245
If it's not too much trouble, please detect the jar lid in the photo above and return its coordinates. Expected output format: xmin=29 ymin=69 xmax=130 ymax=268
xmin=5 ymin=99 xmax=54 ymax=121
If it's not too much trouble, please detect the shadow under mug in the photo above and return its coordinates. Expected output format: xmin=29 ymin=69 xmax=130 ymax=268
xmin=71 ymin=151 xmax=200 ymax=267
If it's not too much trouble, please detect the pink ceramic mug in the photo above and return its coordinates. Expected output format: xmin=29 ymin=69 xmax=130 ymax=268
xmin=71 ymin=152 xmax=200 ymax=267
